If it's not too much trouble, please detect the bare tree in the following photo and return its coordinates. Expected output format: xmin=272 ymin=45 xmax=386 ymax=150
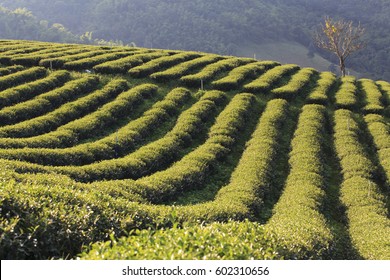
xmin=314 ymin=16 xmax=366 ymax=77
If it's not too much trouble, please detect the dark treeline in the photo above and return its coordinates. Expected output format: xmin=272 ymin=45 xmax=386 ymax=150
xmin=0 ymin=0 xmax=389 ymax=80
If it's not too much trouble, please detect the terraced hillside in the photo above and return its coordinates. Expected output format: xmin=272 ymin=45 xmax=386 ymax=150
xmin=0 ymin=40 xmax=389 ymax=260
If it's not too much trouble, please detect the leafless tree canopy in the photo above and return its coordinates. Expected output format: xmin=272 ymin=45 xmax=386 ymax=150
xmin=314 ymin=16 xmax=366 ymax=76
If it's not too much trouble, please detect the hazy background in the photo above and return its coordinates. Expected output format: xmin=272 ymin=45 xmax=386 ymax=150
xmin=0 ymin=0 xmax=389 ymax=80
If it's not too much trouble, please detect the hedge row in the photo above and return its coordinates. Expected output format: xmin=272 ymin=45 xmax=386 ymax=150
xmin=376 ymin=80 xmax=390 ymax=116
xmin=334 ymin=76 xmax=358 ymax=110
xmin=0 ymin=69 xmax=71 ymax=109
xmin=39 ymin=49 xmax=109 ymax=68
xmin=150 ymin=55 xmax=222 ymax=82
xmin=0 ymin=71 xmax=86 ymax=125
xmin=0 ymin=65 xmax=24 ymax=76
xmin=50 ymin=90 xmax=226 ymax=181
xmin=211 ymin=60 xmax=279 ymax=90
xmin=63 ymin=50 xmax=137 ymax=70
xmin=179 ymin=57 xmax=247 ymax=87
xmin=266 ymin=104 xmax=333 ymax=259
xmin=306 ymin=71 xmax=337 ymax=105
xmin=80 ymin=220 xmax=285 ymax=260
xmin=0 ymin=46 xmax=47 ymax=64
xmin=0 ymin=88 xmax=192 ymax=166
xmin=243 ymin=64 xmax=300 ymax=93
xmin=10 ymin=46 xmax=90 ymax=67
xmin=271 ymin=68 xmax=317 ymax=99
xmin=364 ymin=113 xmax=390 ymax=185
xmin=93 ymin=51 xmax=168 ymax=74
xmin=0 ymin=66 xmax=47 ymax=91
xmin=359 ymin=79 xmax=385 ymax=114
xmin=128 ymin=52 xmax=200 ymax=78
xmin=333 ymin=109 xmax=390 ymax=259
xmin=0 ymin=78 xmax=135 ymax=146
xmin=213 ymin=98 xmax=289 ymax=218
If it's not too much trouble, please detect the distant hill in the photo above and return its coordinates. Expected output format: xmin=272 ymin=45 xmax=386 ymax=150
xmin=0 ymin=40 xmax=389 ymax=260
xmin=0 ymin=0 xmax=389 ymax=80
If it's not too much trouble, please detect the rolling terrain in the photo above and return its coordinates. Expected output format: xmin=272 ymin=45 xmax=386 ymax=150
xmin=0 ymin=40 xmax=389 ymax=260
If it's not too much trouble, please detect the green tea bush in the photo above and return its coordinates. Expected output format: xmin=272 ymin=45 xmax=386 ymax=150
xmin=0 ymin=66 xmax=47 ymax=91
xmin=63 ymin=51 xmax=135 ymax=70
xmin=0 ymin=65 xmax=24 ymax=75
xmin=0 ymin=88 xmax=192 ymax=166
xmin=306 ymin=72 xmax=337 ymax=105
xmin=94 ymin=51 xmax=168 ymax=74
xmin=39 ymin=49 xmax=108 ymax=68
xmin=150 ymin=55 xmax=222 ymax=82
xmin=244 ymin=64 xmax=300 ymax=93
xmin=333 ymin=109 xmax=390 ymax=259
xmin=128 ymin=52 xmax=201 ymax=78
xmin=335 ymin=76 xmax=359 ymax=110
xmin=0 ymin=70 xmax=72 ymax=109
xmin=80 ymin=220 xmax=285 ymax=260
xmin=180 ymin=57 xmax=245 ymax=87
xmin=359 ymin=79 xmax=385 ymax=114
xmin=266 ymin=104 xmax=334 ymax=259
xmin=271 ymin=68 xmax=317 ymax=99
xmin=212 ymin=61 xmax=278 ymax=90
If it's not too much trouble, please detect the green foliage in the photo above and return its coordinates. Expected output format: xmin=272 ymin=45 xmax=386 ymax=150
xmin=359 ymin=79 xmax=385 ymax=114
xmin=80 ymin=220 xmax=285 ymax=260
xmin=244 ymin=64 xmax=300 ymax=93
xmin=307 ymin=71 xmax=337 ymax=105
xmin=333 ymin=109 xmax=390 ymax=259
xmin=334 ymin=76 xmax=359 ymax=110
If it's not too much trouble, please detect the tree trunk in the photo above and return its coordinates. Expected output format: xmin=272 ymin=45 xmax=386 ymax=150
xmin=339 ymin=57 xmax=346 ymax=77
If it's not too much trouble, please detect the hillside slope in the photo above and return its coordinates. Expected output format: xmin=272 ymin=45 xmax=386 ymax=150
xmin=0 ymin=40 xmax=389 ymax=260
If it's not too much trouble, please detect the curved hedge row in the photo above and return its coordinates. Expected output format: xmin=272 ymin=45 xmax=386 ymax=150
xmin=243 ymin=64 xmax=300 ymax=93
xmin=333 ymin=109 xmax=390 ymax=259
xmin=0 ymin=88 xmax=192 ymax=166
xmin=150 ymin=55 xmax=222 ymax=82
xmin=49 ymin=90 xmax=225 ymax=181
xmin=0 ymin=65 xmax=24 ymax=75
xmin=334 ymin=76 xmax=358 ymax=110
xmin=359 ymin=79 xmax=385 ymax=114
xmin=0 ymin=70 xmax=73 ymax=109
xmin=179 ymin=57 xmax=247 ymax=87
xmin=0 ymin=75 xmax=102 ymax=139
xmin=364 ymin=114 xmax=390 ymax=185
xmin=93 ymin=51 xmax=169 ymax=74
xmin=271 ymin=68 xmax=317 ymax=99
xmin=0 ymin=66 xmax=47 ymax=91
xmin=39 ymin=49 xmax=108 ymax=68
xmin=128 ymin=52 xmax=200 ymax=78
xmin=266 ymin=104 xmax=333 ymax=259
xmin=306 ymin=71 xmax=337 ymax=105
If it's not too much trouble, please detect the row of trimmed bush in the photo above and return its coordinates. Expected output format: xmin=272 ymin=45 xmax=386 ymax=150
xmin=211 ymin=60 xmax=279 ymax=90
xmin=243 ymin=64 xmax=300 ymax=93
xmin=364 ymin=113 xmax=390 ymax=185
xmin=306 ymin=71 xmax=337 ymax=105
xmin=50 ymin=90 xmax=226 ymax=181
xmin=333 ymin=109 xmax=390 ymax=259
xmin=359 ymin=79 xmax=385 ymax=114
xmin=376 ymin=80 xmax=390 ymax=116
xmin=0 ymin=78 xmax=133 ymax=145
xmin=93 ymin=51 xmax=169 ymax=74
xmin=10 ymin=46 xmax=91 ymax=67
xmin=179 ymin=57 xmax=248 ymax=87
xmin=266 ymin=104 xmax=334 ymax=259
xmin=213 ymin=98 xmax=289 ymax=218
xmin=0 ymin=45 xmax=48 ymax=64
xmin=39 ymin=49 xmax=109 ymax=68
xmin=0 ymin=65 xmax=24 ymax=76
xmin=334 ymin=76 xmax=358 ymax=110
xmin=150 ymin=55 xmax=222 ymax=82
xmin=125 ymin=93 xmax=256 ymax=203
xmin=63 ymin=50 xmax=137 ymax=70
xmin=128 ymin=52 xmax=200 ymax=78
xmin=0 ymin=69 xmax=71 ymax=109
xmin=0 ymin=66 xmax=47 ymax=91
xmin=0 ymin=88 xmax=192 ymax=166
xmin=271 ymin=67 xmax=317 ymax=99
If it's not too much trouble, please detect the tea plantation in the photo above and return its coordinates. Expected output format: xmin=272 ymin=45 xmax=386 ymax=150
xmin=0 ymin=40 xmax=389 ymax=260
